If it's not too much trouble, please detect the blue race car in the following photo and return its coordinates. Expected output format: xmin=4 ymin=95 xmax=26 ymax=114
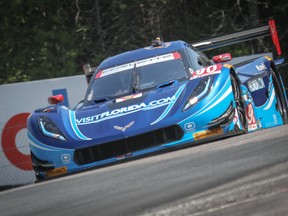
xmin=27 ymin=21 xmax=287 ymax=180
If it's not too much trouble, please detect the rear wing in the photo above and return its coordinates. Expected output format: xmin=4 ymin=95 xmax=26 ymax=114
xmin=191 ymin=19 xmax=282 ymax=56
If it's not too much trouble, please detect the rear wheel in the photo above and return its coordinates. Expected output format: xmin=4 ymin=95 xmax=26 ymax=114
xmin=230 ymin=74 xmax=248 ymax=133
xmin=272 ymin=68 xmax=288 ymax=124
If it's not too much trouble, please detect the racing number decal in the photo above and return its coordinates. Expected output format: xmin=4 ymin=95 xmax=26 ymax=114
xmin=191 ymin=64 xmax=222 ymax=79
xmin=246 ymin=103 xmax=255 ymax=124
xmin=206 ymin=65 xmax=218 ymax=73
xmin=1 ymin=113 xmax=32 ymax=170
xmin=246 ymin=103 xmax=257 ymax=131
xmin=194 ymin=65 xmax=217 ymax=76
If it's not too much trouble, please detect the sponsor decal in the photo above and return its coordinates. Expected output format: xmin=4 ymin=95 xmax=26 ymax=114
xmin=273 ymin=114 xmax=278 ymax=124
xmin=61 ymin=154 xmax=71 ymax=164
xmin=246 ymin=103 xmax=257 ymax=131
xmin=114 ymin=121 xmax=134 ymax=132
xmin=45 ymin=166 xmax=67 ymax=178
xmin=97 ymin=52 xmax=181 ymax=78
xmin=193 ymin=128 xmax=223 ymax=140
xmin=116 ymin=93 xmax=143 ymax=103
xmin=95 ymin=70 xmax=103 ymax=79
xmin=191 ymin=64 xmax=222 ymax=79
xmin=248 ymin=77 xmax=265 ymax=92
xmin=255 ymin=63 xmax=267 ymax=71
xmin=116 ymin=153 xmax=133 ymax=160
xmin=184 ymin=122 xmax=196 ymax=131
xmin=256 ymin=119 xmax=262 ymax=128
xmin=76 ymin=95 xmax=176 ymax=125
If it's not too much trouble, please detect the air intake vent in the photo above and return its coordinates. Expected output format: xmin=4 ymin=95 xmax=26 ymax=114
xmin=74 ymin=125 xmax=184 ymax=165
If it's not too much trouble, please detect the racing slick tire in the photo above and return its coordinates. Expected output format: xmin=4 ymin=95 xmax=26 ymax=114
xmin=271 ymin=68 xmax=288 ymax=124
xmin=230 ymin=72 xmax=248 ymax=133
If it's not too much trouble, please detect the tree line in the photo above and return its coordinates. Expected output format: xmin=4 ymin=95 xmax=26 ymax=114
xmin=1 ymin=0 xmax=287 ymax=84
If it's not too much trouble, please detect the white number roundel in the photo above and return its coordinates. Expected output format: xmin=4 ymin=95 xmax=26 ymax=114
xmin=195 ymin=65 xmax=217 ymax=75
xmin=246 ymin=103 xmax=256 ymax=124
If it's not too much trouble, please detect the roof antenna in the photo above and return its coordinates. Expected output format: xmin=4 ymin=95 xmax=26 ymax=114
xmin=152 ymin=32 xmax=164 ymax=47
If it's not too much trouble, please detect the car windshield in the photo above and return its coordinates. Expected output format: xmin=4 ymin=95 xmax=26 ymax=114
xmin=85 ymin=51 xmax=188 ymax=103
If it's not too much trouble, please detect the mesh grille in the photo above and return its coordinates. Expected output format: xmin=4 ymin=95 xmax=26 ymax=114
xmin=74 ymin=125 xmax=184 ymax=165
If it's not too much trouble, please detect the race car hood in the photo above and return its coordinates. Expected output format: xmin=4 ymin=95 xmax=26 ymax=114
xmin=63 ymin=81 xmax=190 ymax=145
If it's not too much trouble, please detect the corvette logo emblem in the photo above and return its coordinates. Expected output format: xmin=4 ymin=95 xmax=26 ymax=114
xmin=114 ymin=121 xmax=134 ymax=132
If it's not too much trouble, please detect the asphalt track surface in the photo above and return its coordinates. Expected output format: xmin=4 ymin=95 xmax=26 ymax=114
xmin=1 ymin=125 xmax=288 ymax=216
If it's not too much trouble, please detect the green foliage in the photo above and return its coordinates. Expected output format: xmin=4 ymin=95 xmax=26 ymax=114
xmin=0 ymin=0 xmax=287 ymax=84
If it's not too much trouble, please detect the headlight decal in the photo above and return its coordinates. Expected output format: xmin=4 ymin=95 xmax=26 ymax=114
xmin=183 ymin=76 xmax=213 ymax=111
xmin=38 ymin=116 xmax=67 ymax=141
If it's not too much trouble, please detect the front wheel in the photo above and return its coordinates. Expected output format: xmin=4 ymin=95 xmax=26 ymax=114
xmin=272 ymin=68 xmax=288 ymax=124
xmin=230 ymin=74 xmax=248 ymax=133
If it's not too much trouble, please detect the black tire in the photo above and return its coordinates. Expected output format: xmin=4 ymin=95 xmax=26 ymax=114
xmin=271 ymin=68 xmax=288 ymax=124
xmin=230 ymin=74 xmax=248 ymax=133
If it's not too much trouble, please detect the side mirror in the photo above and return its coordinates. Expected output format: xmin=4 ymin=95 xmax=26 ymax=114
xmin=212 ymin=53 xmax=232 ymax=63
xmin=48 ymin=94 xmax=64 ymax=105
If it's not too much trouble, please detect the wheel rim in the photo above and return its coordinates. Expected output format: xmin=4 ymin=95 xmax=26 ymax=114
xmin=231 ymin=75 xmax=247 ymax=131
xmin=272 ymin=69 xmax=288 ymax=123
